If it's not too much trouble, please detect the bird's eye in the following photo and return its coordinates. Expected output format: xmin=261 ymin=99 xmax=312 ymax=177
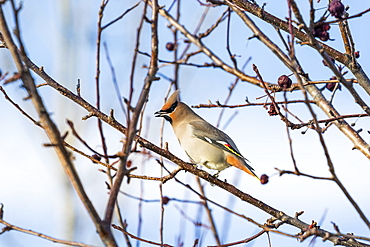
xmin=166 ymin=101 xmax=178 ymax=113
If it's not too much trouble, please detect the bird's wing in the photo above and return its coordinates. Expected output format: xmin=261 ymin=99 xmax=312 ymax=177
xmin=189 ymin=120 xmax=250 ymax=163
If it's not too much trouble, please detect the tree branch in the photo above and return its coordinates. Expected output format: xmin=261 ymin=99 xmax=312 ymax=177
xmin=18 ymin=57 xmax=368 ymax=246
xmin=0 ymin=4 xmax=117 ymax=246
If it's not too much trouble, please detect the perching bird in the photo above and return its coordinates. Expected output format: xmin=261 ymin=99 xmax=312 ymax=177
xmin=155 ymin=90 xmax=259 ymax=179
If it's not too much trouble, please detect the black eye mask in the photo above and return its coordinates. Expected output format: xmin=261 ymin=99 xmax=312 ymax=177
xmin=165 ymin=101 xmax=178 ymax=113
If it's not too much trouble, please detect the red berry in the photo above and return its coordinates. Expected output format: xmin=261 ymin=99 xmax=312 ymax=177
xmin=326 ymin=82 xmax=341 ymax=91
xmin=319 ymin=31 xmax=330 ymax=41
xmin=260 ymin=174 xmax=269 ymax=184
xmin=162 ymin=196 xmax=170 ymax=205
xmin=329 ymin=0 xmax=345 ymax=19
xmin=166 ymin=42 xmax=175 ymax=51
xmin=92 ymin=154 xmax=101 ymax=163
xmin=354 ymin=51 xmax=360 ymax=58
xmin=277 ymin=75 xmax=292 ymax=89
xmin=326 ymin=82 xmax=336 ymax=91
xmin=268 ymin=104 xmax=279 ymax=116
xmin=312 ymin=23 xmax=330 ymax=41
xmin=323 ymin=23 xmax=331 ymax=31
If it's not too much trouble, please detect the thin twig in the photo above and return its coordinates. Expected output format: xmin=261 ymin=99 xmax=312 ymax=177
xmin=169 ymin=170 xmax=297 ymax=239
xmin=94 ymin=4 xmax=117 ymax=238
xmin=208 ymin=230 xmax=266 ymax=247
xmin=216 ymin=58 xmax=250 ymax=127
xmin=253 ymin=64 xmax=295 ymax=127
xmin=112 ymin=224 xmax=174 ymax=247
xmin=64 ymin=142 xmax=117 ymax=170
xmin=324 ymin=8 xmax=370 ymax=25
xmin=292 ymin=113 xmax=369 ymax=129
xmin=101 ymin=1 xmax=141 ymax=30
xmin=104 ymin=0 xmax=159 ymax=227
xmin=66 ymin=119 xmax=119 ymax=158
xmin=196 ymin=177 xmax=221 ymax=245
xmin=95 ymin=0 xmax=110 ymax=165
xmin=0 ymin=218 xmax=95 ymax=247
xmin=178 ymin=6 xmax=210 ymax=61
xmin=226 ymin=8 xmax=238 ymax=68
xmin=275 ymin=168 xmax=332 ymax=180
xmin=0 ymin=86 xmax=42 ymax=127
xmin=199 ymin=9 xmax=228 ymax=39
xmin=193 ymin=100 xmax=314 ymax=109
xmin=103 ymin=42 xmax=127 ymax=116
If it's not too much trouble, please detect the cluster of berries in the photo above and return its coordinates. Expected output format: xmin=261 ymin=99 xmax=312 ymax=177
xmin=313 ymin=0 xmax=345 ymax=41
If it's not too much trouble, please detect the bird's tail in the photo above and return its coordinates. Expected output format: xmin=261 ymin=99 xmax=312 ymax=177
xmin=226 ymin=155 xmax=260 ymax=180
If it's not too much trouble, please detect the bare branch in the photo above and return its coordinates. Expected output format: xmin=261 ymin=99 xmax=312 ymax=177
xmin=112 ymin=224 xmax=174 ymax=247
xmin=104 ymin=0 xmax=160 ymax=227
xmin=0 ymin=4 xmax=117 ymax=247
xmin=0 ymin=216 xmax=94 ymax=247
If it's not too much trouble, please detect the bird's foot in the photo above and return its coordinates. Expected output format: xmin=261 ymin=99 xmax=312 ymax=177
xmin=213 ymin=171 xmax=221 ymax=178
xmin=208 ymin=171 xmax=221 ymax=186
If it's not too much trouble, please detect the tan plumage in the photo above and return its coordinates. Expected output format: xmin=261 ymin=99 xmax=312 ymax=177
xmin=155 ymin=90 xmax=259 ymax=179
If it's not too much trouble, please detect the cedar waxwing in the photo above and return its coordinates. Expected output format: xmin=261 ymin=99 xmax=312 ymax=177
xmin=155 ymin=90 xmax=259 ymax=180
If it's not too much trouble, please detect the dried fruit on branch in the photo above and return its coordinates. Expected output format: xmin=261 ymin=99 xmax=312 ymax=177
xmin=268 ymin=104 xmax=279 ymax=116
xmin=329 ymin=0 xmax=345 ymax=19
xmin=312 ymin=23 xmax=330 ymax=41
xmin=277 ymin=75 xmax=292 ymax=89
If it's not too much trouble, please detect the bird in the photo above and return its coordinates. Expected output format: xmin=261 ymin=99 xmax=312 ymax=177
xmin=154 ymin=90 xmax=259 ymax=180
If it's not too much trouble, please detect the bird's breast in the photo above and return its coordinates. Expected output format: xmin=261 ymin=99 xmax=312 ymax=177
xmin=174 ymin=123 xmax=229 ymax=171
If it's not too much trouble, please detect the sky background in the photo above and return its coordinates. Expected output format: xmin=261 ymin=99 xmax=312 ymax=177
xmin=1 ymin=0 xmax=370 ymax=246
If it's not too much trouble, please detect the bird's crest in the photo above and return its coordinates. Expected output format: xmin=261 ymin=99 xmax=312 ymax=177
xmin=161 ymin=89 xmax=180 ymax=111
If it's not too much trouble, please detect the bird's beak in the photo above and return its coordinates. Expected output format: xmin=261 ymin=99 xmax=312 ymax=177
xmin=155 ymin=110 xmax=172 ymax=123
xmin=154 ymin=110 xmax=165 ymax=117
